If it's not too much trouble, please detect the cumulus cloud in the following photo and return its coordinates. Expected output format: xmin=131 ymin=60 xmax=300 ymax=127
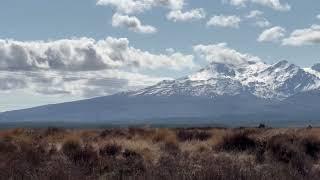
xmin=258 ymin=26 xmax=286 ymax=42
xmin=224 ymin=0 xmax=290 ymax=11
xmin=255 ymin=19 xmax=271 ymax=28
xmin=112 ymin=13 xmax=157 ymax=34
xmin=167 ymin=8 xmax=206 ymax=22
xmin=97 ymin=0 xmax=185 ymax=14
xmin=207 ymin=15 xmax=241 ymax=28
xmin=246 ymin=10 xmax=271 ymax=28
xmin=282 ymin=25 xmax=320 ymax=46
xmin=0 ymin=37 xmax=195 ymax=71
xmin=97 ymin=0 xmax=188 ymax=33
xmin=0 ymin=37 xmax=196 ymax=97
xmin=193 ymin=43 xmax=261 ymax=66
xmin=246 ymin=10 xmax=264 ymax=19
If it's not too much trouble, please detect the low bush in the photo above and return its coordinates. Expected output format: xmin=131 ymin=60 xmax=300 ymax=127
xmin=176 ymin=129 xmax=212 ymax=142
xmin=62 ymin=139 xmax=82 ymax=158
xmin=266 ymin=134 xmax=312 ymax=176
xmin=217 ymin=132 xmax=257 ymax=152
xmin=120 ymin=149 xmax=146 ymax=176
xmin=100 ymin=143 xmax=122 ymax=156
xmin=300 ymin=136 xmax=320 ymax=160
xmin=0 ymin=140 xmax=17 ymax=154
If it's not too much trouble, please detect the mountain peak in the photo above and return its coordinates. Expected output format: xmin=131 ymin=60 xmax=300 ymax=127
xmin=129 ymin=59 xmax=320 ymax=100
xmin=273 ymin=60 xmax=290 ymax=67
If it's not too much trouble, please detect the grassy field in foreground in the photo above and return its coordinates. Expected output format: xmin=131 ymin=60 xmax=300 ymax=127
xmin=1 ymin=127 xmax=320 ymax=179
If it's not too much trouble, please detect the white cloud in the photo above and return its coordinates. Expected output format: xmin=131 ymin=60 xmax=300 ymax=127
xmin=246 ymin=10 xmax=264 ymax=18
xmin=282 ymin=25 xmax=320 ymax=46
xmin=246 ymin=10 xmax=271 ymax=28
xmin=258 ymin=26 xmax=286 ymax=42
xmin=97 ymin=0 xmax=185 ymax=14
xmin=0 ymin=37 xmax=195 ymax=71
xmin=255 ymin=19 xmax=271 ymax=28
xmin=207 ymin=15 xmax=241 ymax=28
xmin=193 ymin=43 xmax=261 ymax=66
xmin=0 ymin=37 xmax=196 ymax=97
xmin=224 ymin=0 xmax=290 ymax=11
xmin=167 ymin=8 xmax=206 ymax=22
xmin=112 ymin=13 xmax=157 ymax=34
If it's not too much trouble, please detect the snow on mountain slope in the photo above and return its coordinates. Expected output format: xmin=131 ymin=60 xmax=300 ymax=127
xmin=130 ymin=60 xmax=320 ymax=100
xmin=304 ymin=63 xmax=320 ymax=78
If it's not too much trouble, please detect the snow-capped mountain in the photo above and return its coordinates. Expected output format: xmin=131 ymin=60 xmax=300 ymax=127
xmin=130 ymin=60 xmax=320 ymax=100
xmin=1 ymin=59 xmax=320 ymax=127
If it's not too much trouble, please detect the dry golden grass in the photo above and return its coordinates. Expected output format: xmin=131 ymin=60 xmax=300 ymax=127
xmin=0 ymin=127 xmax=319 ymax=179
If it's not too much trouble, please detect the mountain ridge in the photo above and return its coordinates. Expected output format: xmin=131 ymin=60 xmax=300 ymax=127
xmin=1 ymin=60 xmax=320 ymax=126
xmin=128 ymin=60 xmax=320 ymax=100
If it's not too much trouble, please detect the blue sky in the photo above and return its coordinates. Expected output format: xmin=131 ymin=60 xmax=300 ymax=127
xmin=0 ymin=0 xmax=320 ymax=111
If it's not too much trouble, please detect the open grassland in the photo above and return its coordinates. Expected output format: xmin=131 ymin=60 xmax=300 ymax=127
xmin=1 ymin=127 xmax=320 ymax=179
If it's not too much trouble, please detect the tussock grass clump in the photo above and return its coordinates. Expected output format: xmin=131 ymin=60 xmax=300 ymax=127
xmin=267 ymin=134 xmax=302 ymax=162
xmin=300 ymin=136 xmax=320 ymax=160
xmin=176 ymin=129 xmax=212 ymax=142
xmin=266 ymin=134 xmax=312 ymax=176
xmin=62 ymin=139 xmax=98 ymax=169
xmin=62 ymin=139 xmax=82 ymax=158
xmin=100 ymin=143 xmax=122 ymax=156
xmin=152 ymin=129 xmax=176 ymax=143
xmin=120 ymin=149 xmax=146 ymax=176
xmin=163 ymin=140 xmax=180 ymax=155
xmin=217 ymin=131 xmax=258 ymax=152
xmin=43 ymin=127 xmax=65 ymax=136
xmin=0 ymin=140 xmax=17 ymax=154
xmin=99 ymin=129 xmax=127 ymax=138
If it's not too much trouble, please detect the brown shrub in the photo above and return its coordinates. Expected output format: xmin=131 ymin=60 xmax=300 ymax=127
xmin=16 ymin=141 xmax=49 ymax=166
xmin=99 ymin=129 xmax=128 ymax=139
xmin=121 ymin=149 xmax=146 ymax=176
xmin=62 ymin=140 xmax=98 ymax=171
xmin=43 ymin=127 xmax=65 ymax=136
xmin=62 ymin=139 xmax=82 ymax=158
xmin=0 ymin=140 xmax=17 ymax=154
xmin=300 ymin=136 xmax=320 ymax=160
xmin=72 ymin=145 xmax=98 ymax=169
xmin=217 ymin=132 xmax=257 ymax=152
xmin=162 ymin=140 xmax=180 ymax=155
xmin=266 ymin=134 xmax=312 ymax=176
xmin=152 ymin=129 xmax=176 ymax=143
xmin=176 ymin=129 xmax=212 ymax=142
xmin=128 ymin=127 xmax=153 ymax=138
xmin=100 ymin=143 xmax=122 ymax=156
xmin=267 ymin=134 xmax=301 ymax=163
xmin=99 ymin=129 xmax=112 ymax=138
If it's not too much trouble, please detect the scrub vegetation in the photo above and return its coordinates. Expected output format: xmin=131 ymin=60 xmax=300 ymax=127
xmin=1 ymin=126 xmax=320 ymax=179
